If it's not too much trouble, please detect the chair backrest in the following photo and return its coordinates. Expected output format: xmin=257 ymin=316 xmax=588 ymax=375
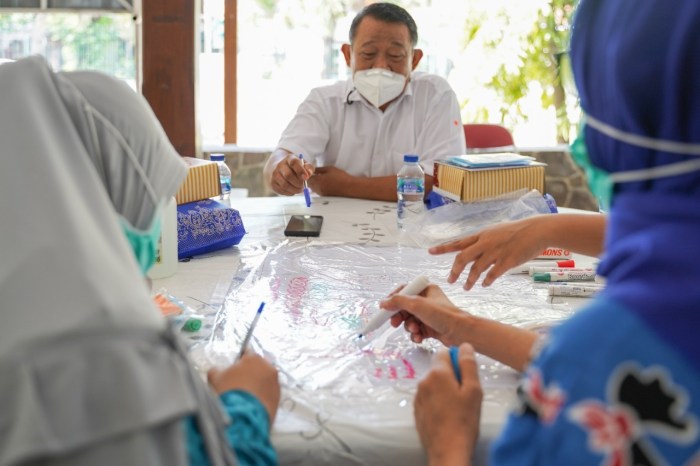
xmin=463 ymin=123 xmax=515 ymax=149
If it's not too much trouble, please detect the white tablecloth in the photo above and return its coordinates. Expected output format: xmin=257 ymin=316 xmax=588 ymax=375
xmin=153 ymin=195 xmax=599 ymax=466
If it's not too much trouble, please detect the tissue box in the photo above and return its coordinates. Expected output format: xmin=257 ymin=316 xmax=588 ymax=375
xmin=175 ymin=157 xmax=221 ymax=205
xmin=433 ymin=160 xmax=545 ymax=202
xmin=177 ymin=199 xmax=246 ymax=259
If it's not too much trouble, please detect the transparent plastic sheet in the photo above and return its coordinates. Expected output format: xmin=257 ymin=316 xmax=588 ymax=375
xmin=198 ymin=240 xmax=577 ymax=430
xmin=405 ymin=189 xmax=553 ymax=248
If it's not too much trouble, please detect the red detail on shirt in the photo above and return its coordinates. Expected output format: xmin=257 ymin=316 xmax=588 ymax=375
xmin=524 ymin=369 xmax=566 ymax=424
xmin=569 ymin=401 xmax=638 ymax=466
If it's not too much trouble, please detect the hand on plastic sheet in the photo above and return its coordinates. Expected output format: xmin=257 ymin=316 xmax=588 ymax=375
xmin=381 ymin=284 xmax=470 ymax=346
xmin=207 ymin=353 xmax=281 ymax=426
xmin=414 ymin=344 xmax=482 ymax=465
xmin=429 ymin=216 xmax=549 ymax=290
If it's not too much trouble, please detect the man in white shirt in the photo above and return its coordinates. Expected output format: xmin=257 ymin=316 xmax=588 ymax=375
xmin=263 ymin=2 xmax=465 ymax=202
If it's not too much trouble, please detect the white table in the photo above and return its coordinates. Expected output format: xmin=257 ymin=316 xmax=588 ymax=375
xmin=153 ymin=196 xmax=598 ymax=466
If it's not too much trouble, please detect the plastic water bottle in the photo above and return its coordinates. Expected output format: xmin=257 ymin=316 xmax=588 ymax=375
xmin=397 ymin=154 xmax=425 ymax=230
xmin=210 ymin=153 xmax=231 ymax=201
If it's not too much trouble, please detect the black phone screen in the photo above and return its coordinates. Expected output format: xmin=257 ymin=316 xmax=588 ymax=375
xmin=284 ymin=215 xmax=324 ymax=237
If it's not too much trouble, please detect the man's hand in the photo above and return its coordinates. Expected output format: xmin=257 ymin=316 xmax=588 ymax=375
xmin=306 ymin=166 xmax=354 ymax=197
xmin=267 ymin=152 xmax=314 ymax=196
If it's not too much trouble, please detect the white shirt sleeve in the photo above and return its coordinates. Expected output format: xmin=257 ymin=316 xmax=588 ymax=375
xmin=275 ymin=87 xmax=332 ymax=166
xmin=413 ymin=83 xmax=465 ymax=177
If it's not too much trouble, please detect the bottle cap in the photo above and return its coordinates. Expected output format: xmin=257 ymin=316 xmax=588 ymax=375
xmin=210 ymin=154 xmax=225 ymax=162
xmin=403 ymin=154 xmax=419 ymax=163
xmin=182 ymin=317 xmax=202 ymax=332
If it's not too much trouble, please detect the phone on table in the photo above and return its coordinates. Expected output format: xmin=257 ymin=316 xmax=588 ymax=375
xmin=284 ymin=215 xmax=324 ymax=237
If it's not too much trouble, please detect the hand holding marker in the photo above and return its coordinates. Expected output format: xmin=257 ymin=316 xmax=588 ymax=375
xmin=299 ymin=154 xmax=312 ymax=207
xmin=358 ymin=275 xmax=431 ymax=338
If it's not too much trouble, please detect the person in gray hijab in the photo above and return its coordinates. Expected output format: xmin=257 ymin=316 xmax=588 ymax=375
xmin=0 ymin=56 xmax=279 ymax=466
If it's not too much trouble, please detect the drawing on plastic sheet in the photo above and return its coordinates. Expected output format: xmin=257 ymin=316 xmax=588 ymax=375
xmin=351 ymin=204 xmax=394 ymax=243
xmin=216 ymin=242 xmax=441 ymax=394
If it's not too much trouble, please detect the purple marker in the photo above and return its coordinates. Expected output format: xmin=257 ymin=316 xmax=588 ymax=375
xmin=299 ymin=154 xmax=312 ymax=207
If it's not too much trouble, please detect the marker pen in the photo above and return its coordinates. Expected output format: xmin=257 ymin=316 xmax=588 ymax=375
xmin=299 ymin=154 xmax=312 ymax=207
xmin=358 ymin=275 xmax=431 ymax=338
xmin=449 ymin=346 xmax=462 ymax=384
xmin=236 ymin=301 xmax=265 ymax=361
xmin=548 ymin=284 xmax=604 ymax=297
xmin=548 ymin=281 xmax=605 ymax=288
xmin=529 ymin=266 xmax=595 ymax=276
xmin=507 ymin=259 xmax=575 ymax=274
xmin=533 ymin=270 xmax=597 ymax=282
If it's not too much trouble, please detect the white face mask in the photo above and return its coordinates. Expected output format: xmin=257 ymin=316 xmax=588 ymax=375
xmin=352 ymin=69 xmax=407 ymax=108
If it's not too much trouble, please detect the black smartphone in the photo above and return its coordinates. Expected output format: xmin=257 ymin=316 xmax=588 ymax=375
xmin=284 ymin=215 xmax=324 ymax=237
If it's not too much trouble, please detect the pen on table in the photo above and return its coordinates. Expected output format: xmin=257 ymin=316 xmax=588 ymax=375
xmin=449 ymin=346 xmax=462 ymax=384
xmin=507 ymin=259 xmax=575 ymax=275
xmin=357 ymin=275 xmax=431 ymax=338
xmin=299 ymin=154 xmax=312 ymax=207
xmin=533 ymin=270 xmax=597 ymax=282
xmin=236 ymin=301 xmax=265 ymax=361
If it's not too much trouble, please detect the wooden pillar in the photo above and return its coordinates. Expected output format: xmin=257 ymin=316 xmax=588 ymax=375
xmin=224 ymin=0 xmax=237 ymax=143
xmin=142 ymin=0 xmax=197 ymax=156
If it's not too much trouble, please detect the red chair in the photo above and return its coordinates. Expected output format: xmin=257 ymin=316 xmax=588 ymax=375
xmin=463 ymin=123 xmax=515 ymax=149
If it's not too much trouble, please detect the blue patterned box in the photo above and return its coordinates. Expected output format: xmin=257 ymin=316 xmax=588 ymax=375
xmin=177 ymin=199 xmax=246 ymax=259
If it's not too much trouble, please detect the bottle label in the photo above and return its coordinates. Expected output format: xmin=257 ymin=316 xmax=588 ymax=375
xmin=397 ymin=178 xmax=424 ymax=194
xmin=220 ymin=177 xmax=231 ymax=193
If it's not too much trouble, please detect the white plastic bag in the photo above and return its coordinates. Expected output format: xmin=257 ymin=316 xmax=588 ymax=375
xmin=406 ymin=189 xmax=553 ymax=248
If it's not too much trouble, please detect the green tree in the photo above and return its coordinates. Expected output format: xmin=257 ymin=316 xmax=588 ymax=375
xmin=46 ymin=14 xmax=134 ymax=80
xmin=486 ymin=0 xmax=578 ymax=143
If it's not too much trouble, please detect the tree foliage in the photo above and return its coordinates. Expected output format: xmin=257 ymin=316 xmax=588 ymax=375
xmin=483 ymin=0 xmax=579 ymax=143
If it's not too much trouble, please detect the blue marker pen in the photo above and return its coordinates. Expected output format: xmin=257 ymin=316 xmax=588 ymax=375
xmin=236 ymin=302 xmax=265 ymax=361
xmin=299 ymin=154 xmax=312 ymax=207
xmin=449 ymin=346 xmax=462 ymax=384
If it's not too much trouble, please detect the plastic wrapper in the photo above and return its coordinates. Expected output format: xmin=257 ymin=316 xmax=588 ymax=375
xmin=192 ymin=240 xmax=577 ymax=430
xmin=404 ymin=189 xmax=553 ymax=248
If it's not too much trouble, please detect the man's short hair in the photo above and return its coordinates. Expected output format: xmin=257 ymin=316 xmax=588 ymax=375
xmin=349 ymin=2 xmax=418 ymax=47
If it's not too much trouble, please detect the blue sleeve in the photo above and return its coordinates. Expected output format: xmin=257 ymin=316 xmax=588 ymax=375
xmin=491 ymin=299 xmax=700 ymax=465
xmin=184 ymin=390 xmax=278 ymax=466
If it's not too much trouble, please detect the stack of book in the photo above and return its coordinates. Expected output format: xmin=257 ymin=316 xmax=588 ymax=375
xmin=432 ymin=152 xmax=545 ymax=202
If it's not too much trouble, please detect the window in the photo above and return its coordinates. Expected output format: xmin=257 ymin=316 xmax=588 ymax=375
xmin=0 ymin=0 xmax=136 ymax=88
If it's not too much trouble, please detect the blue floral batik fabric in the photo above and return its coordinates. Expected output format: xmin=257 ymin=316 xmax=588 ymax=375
xmin=177 ymin=199 xmax=246 ymax=259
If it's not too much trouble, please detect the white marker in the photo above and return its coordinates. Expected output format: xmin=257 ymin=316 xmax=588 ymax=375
xmin=358 ymin=275 xmax=431 ymax=338
xmin=549 ymin=284 xmax=604 ymax=297
xmin=507 ymin=259 xmax=575 ymax=274
xmin=533 ymin=270 xmax=597 ymax=282
xmin=529 ymin=266 xmax=595 ymax=276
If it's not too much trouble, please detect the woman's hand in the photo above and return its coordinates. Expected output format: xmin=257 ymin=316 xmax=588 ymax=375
xmin=414 ymin=343 xmax=483 ymax=466
xmin=428 ymin=216 xmax=549 ymax=290
xmin=381 ymin=284 xmax=470 ymax=346
xmin=207 ymin=353 xmax=281 ymax=426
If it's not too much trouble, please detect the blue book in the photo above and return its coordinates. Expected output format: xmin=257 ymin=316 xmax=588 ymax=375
xmin=446 ymin=152 xmax=536 ymax=169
